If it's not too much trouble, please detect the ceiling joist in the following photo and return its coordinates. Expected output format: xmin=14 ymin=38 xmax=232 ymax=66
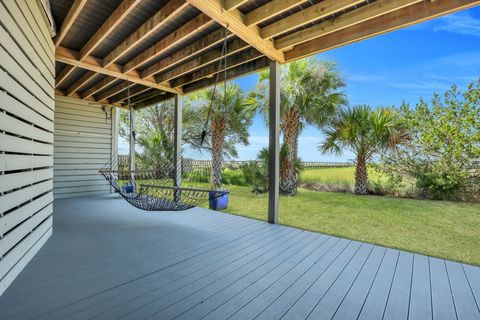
xmin=56 ymin=46 xmax=181 ymax=94
xmin=285 ymin=0 xmax=480 ymax=61
xmin=185 ymin=0 xmax=285 ymax=63
xmin=276 ymin=0 xmax=422 ymax=50
xmin=245 ymin=0 xmax=309 ymax=27
xmin=54 ymin=0 xmax=88 ymax=48
xmin=81 ymin=76 xmax=118 ymax=99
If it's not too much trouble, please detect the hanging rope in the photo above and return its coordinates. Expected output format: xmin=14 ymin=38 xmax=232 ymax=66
xmin=201 ymin=26 xmax=229 ymax=146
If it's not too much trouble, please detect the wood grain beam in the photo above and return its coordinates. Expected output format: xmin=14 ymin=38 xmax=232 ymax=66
xmin=54 ymin=0 xmax=88 ymax=48
xmin=109 ymin=85 xmax=151 ymax=104
xmin=260 ymin=0 xmax=364 ymax=39
xmin=183 ymin=56 xmax=269 ymax=93
xmin=81 ymin=76 xmax=118 ymax=99
xmin=55 ymin=65 xmax=75 ymax=88
xmin=186 ymin=0 xmax=285 ymax=62
xmin=79 ymin=0 xmax=143 ymax=60
xmin=123 ymin=13 xmax=214 ymax=73
xmin=140 ymin=28 xmax=232 ymax=79
xmin=224 ymin=0 xmax=249 ymax=11
xmin=65 ymin=71 xmax=98 ymax=96
xmin=95 ymin=81 xmax=132 ymax=102
xmin=171 ymin=48 xmax=262 ymax=87
xmin=285 ymin=0 xmax=480 ymax=61
xmin=102 ymin=0 xmax=188 ymax=67
xmin=245 ymin=0 xmax=309 ymax=27
xmin=55 ymin=46 xmax=182 ymax=93
xmin=155 ymin=38 xmax=249 ymax=83
xmin=276 ymin=0 xmax=422 ymax=50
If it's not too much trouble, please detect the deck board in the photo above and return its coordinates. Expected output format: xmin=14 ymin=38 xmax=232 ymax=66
xmin=0 ymin=195 xmax=478 ymax=320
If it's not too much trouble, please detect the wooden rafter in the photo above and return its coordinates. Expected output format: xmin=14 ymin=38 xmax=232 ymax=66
xmin=276 ymin=0 xmax=422 ymax=50
xmin=95 ymin=81 xmax=132 ymax=102
xmin=285 ymin=0 xmax=480 ymax=61
xmin=185 ymin=0 xmax=285 ymax=62
xmin=81 ymin=76 xmax=118 ymax=99
xmin=110 ymin=85 xmax=152 ymax=104
xmin=123 ymin=13 xmax=214 ymax=73
xmin=79 ymin=0 xmax=143 ymax=60
xmin=63 ymin=0 xmax=143 ymax=97
xmin=183 ymin=57 xmax=269 ymax=93
xmin=224 ymin=0 xmax=249 ymax=11
xmin=170 ymin=48 xmax=262 ymax=87
xmin=102 ymin=0 xmax=188 ymax=68
xmin=260 ymin=0 xmax=364 ymax=39
xmin=55 ymin=65 xmax=75 ymax=88
xmin=54 ymin=0 xmax=87 ymax=48
xmin=245 ymin=0 xmax=309 ymax=27
xmin=156 ymin=38 xmax=249 ymax=84
xmin=140 ymin=28 xmax=232 ymax=79
xmin=65 ymin=71 xmax=99 ymax=96
xmin=56 ymin=46 xmax=182 ymax=93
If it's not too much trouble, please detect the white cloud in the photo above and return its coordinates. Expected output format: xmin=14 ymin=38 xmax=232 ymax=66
xmin=433 ymin=11 xmax=480 ymax=37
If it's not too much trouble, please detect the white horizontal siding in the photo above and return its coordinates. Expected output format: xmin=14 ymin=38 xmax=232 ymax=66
xmin=53 ymin=96 xmax=115 ymax=199
xmin=0 ymin=0 xmax=54 ymax=296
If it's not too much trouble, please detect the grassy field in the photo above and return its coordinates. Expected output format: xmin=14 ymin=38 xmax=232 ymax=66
xmin=299 ymin=166 xmax=384 ymax=186
xmin=213 ymin=184 xmax=480 ymax=266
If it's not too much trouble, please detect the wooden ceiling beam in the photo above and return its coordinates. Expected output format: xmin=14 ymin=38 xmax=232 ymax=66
xmin=245 ymin=0 xmax=309 ymax=27
xmin=171 ymin=48 xmax=262 ymax=87
xmin=102 ymin=0 xmax=188 ymax=68
xmin=260 ymin=0 xmax=364 ymax=39
xmin=285 ymin=0 xmax=480 ymax=61
xmin=224 ymin=0 xmax=249 ymax=11
xmin=156 ymin=38 xmax=249 ymax=83
xmin=95 ymin=81 xmax=132 ymax=102
xmin=183 ymin=56 xmax=269 ymax=93
xmin=81 ymin=76 xmax=118 ymax=99
xmin=65 ymin=71 xmax=98 ymax=96
xmin=79 ymin=0 xmax=143 ymax=60
xmin=276 ymin=0 xmax=422 ymax=50
xmin=123 ymin=13 xmax=214 ymax=73
xmin=186 ymin=0 xmax=285 ymax=62
xmin=54 ymin=0 xmax=88 ymax=48
xmin=55 ymin=65 xmax=75 ymax=88
xmin=55 ymin=46 xmax=182 ymax=93
xmin=110 ymin=85 xmax=152 ymax=104
xmin=140 ymin=28 xmax=232 ymax=79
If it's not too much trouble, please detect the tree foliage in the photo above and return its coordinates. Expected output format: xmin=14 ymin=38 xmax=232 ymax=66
xmin=320 ymin=105 xmax=409 ymax=195
xmin=382 ymin=81 xmax=480 ymax=200
xmin=250 ymin=58 xmax=346 ymax=194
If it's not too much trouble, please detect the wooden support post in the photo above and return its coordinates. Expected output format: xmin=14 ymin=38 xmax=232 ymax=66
xmin=174 ymin=94 xmax=183 ymax=201
xmin=268 ymin=60 xmax=280 ymax=224
xmin=129 ymin=107 xmax=136 ymax=185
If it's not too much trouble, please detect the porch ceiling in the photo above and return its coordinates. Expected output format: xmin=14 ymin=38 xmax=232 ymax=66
xmin=52 ymin=0 xmax=480 ymax=109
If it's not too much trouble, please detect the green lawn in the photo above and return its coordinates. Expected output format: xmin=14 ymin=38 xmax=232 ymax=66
xmin=215 ymin=185 xmax=480 ymax=266
xmin=299 ymin=166 xmax=384 ymax=186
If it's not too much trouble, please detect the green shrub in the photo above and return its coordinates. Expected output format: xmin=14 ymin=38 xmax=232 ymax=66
xmin=221 ymin=169 xmax=248 ymax=186
xmin=415 ymin=166 xmax=467 ymax=200
xmin=240 ymin=162 xmax=269 ymax=193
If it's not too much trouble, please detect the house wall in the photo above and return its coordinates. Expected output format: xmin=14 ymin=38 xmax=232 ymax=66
xmin=53 ymin=96 xmax=117 ymax=199
xmin=0 ymin=0 xmax=55 ymax=295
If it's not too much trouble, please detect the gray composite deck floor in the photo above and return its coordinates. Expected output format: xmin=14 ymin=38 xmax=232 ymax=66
xmin=0 ymin=196 xmax=479 ymax=320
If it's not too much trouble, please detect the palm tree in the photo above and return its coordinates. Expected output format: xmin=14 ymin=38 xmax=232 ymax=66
xmin=319 ymin=105 xmax=409 ymax=195
xmin=184 ymin=83 xmax=253 ymax=189
xmin=251 ymin=58 xmax=346 ymax=194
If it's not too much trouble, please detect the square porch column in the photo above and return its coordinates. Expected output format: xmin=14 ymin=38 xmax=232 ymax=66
xmin=174 ymin=94 xmax=183 ymax=200
xmin=268 ymin=60 xmax=280 ymax=224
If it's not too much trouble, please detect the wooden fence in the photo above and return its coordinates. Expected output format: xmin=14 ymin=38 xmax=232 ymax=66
xmin=117 ymin=155 xmax=352 ymax=171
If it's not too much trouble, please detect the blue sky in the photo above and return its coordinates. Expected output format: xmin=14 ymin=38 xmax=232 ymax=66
xmin=120 ymin=7 xmax=480 ymax=160
xmin=232 ymin=7 xmax=480 ymax=161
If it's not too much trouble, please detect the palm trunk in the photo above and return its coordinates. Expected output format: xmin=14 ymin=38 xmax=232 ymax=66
xmin=210 ymin=118 xmax=225 ymax=190
xmin=354 ymin=153 xmax=368 ymax=195
xmin=281 ymin=109 xmax=300 ymax=195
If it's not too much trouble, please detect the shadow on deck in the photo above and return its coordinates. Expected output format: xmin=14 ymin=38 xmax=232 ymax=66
xmin=0 ymin=195 xmax=479 ymax=320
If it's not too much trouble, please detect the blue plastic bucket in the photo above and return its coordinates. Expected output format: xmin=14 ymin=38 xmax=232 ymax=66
xmin=209 ymin=192 xmax=229 ymax=210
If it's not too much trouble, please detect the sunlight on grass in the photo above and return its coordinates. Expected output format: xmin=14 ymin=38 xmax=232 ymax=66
xmin=214 ymin=185 xmax=480 ymax=266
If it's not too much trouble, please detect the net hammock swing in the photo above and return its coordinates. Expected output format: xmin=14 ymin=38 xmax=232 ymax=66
xmin=100 ymin=28 xmax=231 ymax=211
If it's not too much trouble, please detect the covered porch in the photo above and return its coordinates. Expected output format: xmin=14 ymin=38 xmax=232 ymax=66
xmin=0 ymin=196 xmax=479 ymax=320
